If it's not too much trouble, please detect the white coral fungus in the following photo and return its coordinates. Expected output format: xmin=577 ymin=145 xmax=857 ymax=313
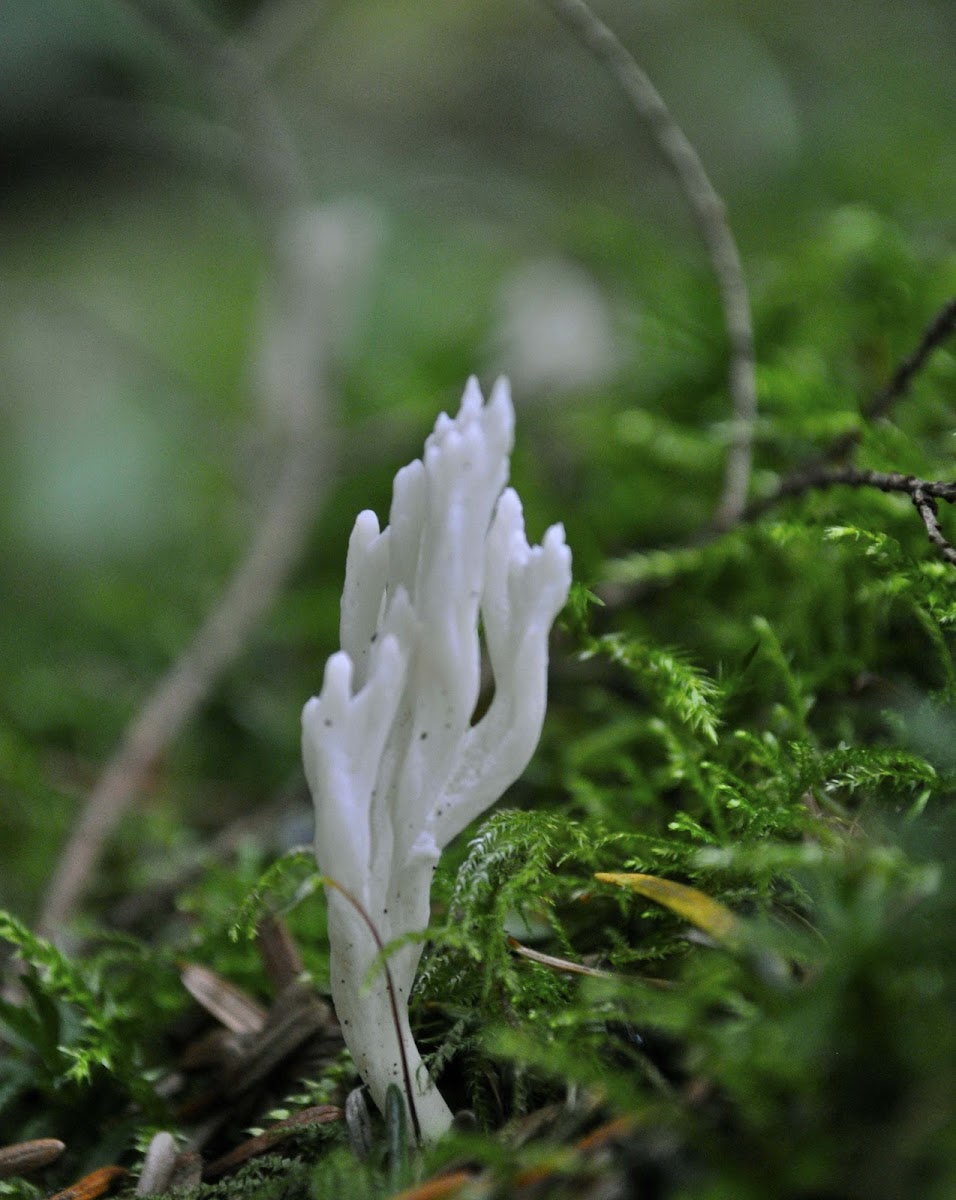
xmin=301 ymin=377 xmax=571 ymax=1140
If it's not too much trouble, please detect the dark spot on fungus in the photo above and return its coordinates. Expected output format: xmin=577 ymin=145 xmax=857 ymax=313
xmin=324 ymin=718 xmax=332 ymax=728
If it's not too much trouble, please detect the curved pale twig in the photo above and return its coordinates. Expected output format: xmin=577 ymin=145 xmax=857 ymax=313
xmin=544 ymin=0 xmax=757 ymax=528
xmin=39 ymin=1 xmax=332 ymax=933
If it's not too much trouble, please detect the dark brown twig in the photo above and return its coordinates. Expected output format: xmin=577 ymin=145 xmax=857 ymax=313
xmin=545 ymin=0 xmax=757 ymax=529
xmin=868 ymin=296 xmax=956 ymax=424
xmin=757 ymin=466 xmax=956 ymax=508
xmin=202 ymin=1106 xmax=341 ymax=1180
xmin=742 ymin=296 xmax=956 ymax=567
xmin=819 ymin=296 xmax=956 ymax=464
xmin=911 ymin=487 xmax=956 ymax=567
xmin=604 ymin=296 xmax=956 ymax=603
xmin=749 ymin=465 xmax=956 ymax=566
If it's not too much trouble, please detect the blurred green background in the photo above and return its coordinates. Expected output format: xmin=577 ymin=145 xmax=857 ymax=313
xmin=1 ymin=0 xmax=954 ymax=917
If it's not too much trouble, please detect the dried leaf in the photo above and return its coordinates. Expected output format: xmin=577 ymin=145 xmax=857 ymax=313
xmin=180 ymin=963 xmax=267 ymax=1035
xmin=389 ymin=1170 xmax=476 ymax=1200
xmin=595 ymin=872 xmax=741 ymax=946
xmin=47 ymin=1165 xmax=127 ymax=1200
xmin=257 ymin=912 xmax=306 ymax=991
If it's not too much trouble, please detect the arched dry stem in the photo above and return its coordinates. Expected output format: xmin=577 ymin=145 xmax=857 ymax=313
xmin=39 ymin=0 xmax=333 ymax=933
xmin=544 ymin=0 xmax=757 ymax=529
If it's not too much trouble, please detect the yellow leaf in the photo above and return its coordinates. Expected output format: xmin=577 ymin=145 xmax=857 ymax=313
xmin=595 ymin=872 xmax=741 ymax=947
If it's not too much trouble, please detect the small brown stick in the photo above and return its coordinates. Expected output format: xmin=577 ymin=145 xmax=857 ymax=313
xmin=544 ymin=0 xmax=757 ymax=529
xmin=758 ymin=466 xmax=956 ymax=507
xmin=513 ymin=1115 xmax=635 ymax=1188
xmin=202 ymin=1105 xmax=341 ymax=1178
xmin=389 ymin=1171 xmax=475 ymax=1200
xmin=0 ymin=1138 xmax=66 ymax=1179
xmin=508 ymin=936 xmax=674 ymax=989
xmin=748 ymin=297 xmax=956 ymax=560
xmin=507 ymin=936 xmax=616 ymax=979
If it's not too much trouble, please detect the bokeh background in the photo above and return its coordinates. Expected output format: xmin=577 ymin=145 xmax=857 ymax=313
xmin=1 ymin=0 xmax=954 ymax=917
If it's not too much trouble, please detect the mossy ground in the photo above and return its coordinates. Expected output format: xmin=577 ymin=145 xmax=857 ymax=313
xmin=2 ymin=3 xmax=956 ymax=1196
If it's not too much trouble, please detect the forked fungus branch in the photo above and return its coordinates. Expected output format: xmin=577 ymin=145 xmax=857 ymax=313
xmin=301 ymin=378 xmax=571 ymax=1140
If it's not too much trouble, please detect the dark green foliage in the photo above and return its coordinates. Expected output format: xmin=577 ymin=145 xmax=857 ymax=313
xmin=0 ymin=913 xmax=167 ymax=1111
xmin=584 ymin=633 xmax=722 ymax=744
xmin=477 ymin=827 xmax=954 ymax=1199
xmin=187 ymin=1150 xmax=340 ymax=1200
xmin=228 ymin=849 xmax=321 ymax=944
xmin=0 ymin=913 xmax=175 ymax=1188
xmin=182 ymin=843 xmax=331 ymax=995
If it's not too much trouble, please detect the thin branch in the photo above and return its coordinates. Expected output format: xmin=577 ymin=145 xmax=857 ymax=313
xmin=603 ymin=297 xmax=956 ymax=605
xmin=760 ymin=466 xmax=956 ymax=507
xmin=756 ymin=465 xmax=956 ymax=568
xmin=750 ymin=293 xmax=956 ymax=515
xmin=866 ymin=296 xmax=956 ymax=422
xmin=912 ymin=488 xmax=956 ymax=567
xmin=544 ymin=0 xmax=757 ymax=528
xmin=39 ymin=3 xmax=331 ymax=933
xmin=822 ymin=295 xmax=956 ymax=464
